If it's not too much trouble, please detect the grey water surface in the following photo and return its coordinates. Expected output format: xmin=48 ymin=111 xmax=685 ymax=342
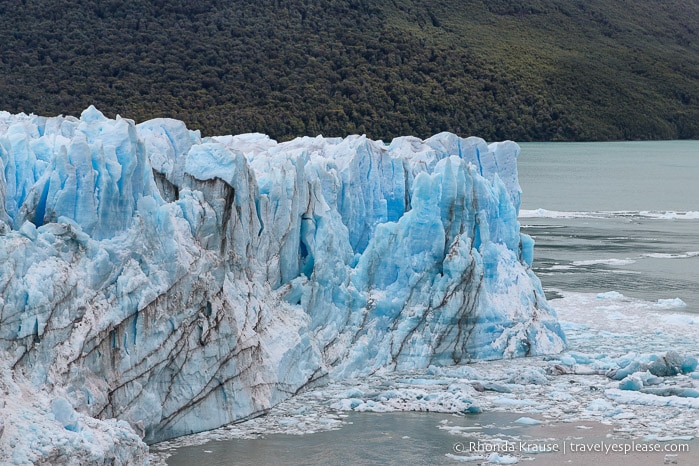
xmin=518 ymin=141 xmax=699 ymax=311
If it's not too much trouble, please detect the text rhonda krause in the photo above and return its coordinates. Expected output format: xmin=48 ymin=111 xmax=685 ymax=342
xmin=457 ymin=440 xmax=690 ymax=455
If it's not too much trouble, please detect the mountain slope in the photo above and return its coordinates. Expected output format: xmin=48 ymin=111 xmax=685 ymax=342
xmin=1 ymin=0 xmax=698 ymax=141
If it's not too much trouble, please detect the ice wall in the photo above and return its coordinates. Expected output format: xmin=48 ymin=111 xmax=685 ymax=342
xmin=0 ymin=107 xmax=565 ymax=462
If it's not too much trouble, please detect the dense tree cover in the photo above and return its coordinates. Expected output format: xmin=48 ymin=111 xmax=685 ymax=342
xmin=1 ymin=0 xmax=699 ymax=141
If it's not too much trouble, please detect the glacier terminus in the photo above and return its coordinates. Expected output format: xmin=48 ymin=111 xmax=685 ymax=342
xmin=0 ymin=107 xmax=565 ymax=464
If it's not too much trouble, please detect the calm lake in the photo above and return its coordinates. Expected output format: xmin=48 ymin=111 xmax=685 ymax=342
xmin=518 ymin=140 xmax=699 ymax=311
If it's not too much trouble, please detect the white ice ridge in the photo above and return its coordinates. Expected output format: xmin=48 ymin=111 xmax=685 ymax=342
xmin=0 ymin=107 xmax=565 ymax=463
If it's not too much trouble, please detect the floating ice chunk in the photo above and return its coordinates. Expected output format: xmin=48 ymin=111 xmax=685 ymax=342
xmin=618 ymin=374 xmax=644 ymax=391
xmin=655 ymin=298 xmax=687 ymax=309
xmin=514 ymin=417 xmax=542 ymax=425
xmin=587 ymin=398 xmax=614 ymax=412
xmin=339 ymin=388 xmax=364 ymax=399
xmin=605 ymin=389 xmax=699 ymax=408
xmin=567 ymin=352 xmax=594 ymax=364
xmin=492 ymin=397 xmax=537 ymax=408
xmin=485 ymin=452 xmax=519 ymax=464
xmin=596 ymin=291 xmax=625 ymax=300
xmin=472 ymin=382 xmax=513 ymax=393
xmin=658 ymin=314 xmax=699 ymax=326
xmin=509 ymin=368 xmax=549 ymax=386
xmin=332 ymin=398 xmax=366 ymax=411
xmin=559 ymin=355 xmax=577 ymax=366
xmin=606 ymin=351 xmax=696 ymax=380
xmin=639 ymin=387 xmax=699 ymax=398
xmin=647 ymin=351 xmax=697 ymax=377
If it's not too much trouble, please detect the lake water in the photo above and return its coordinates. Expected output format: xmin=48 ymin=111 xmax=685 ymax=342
xmin=163 ymin=411 xmax=527 ymax=466
xmin=159 ymin=141 xmax=699 ymax=465
xmin=518 ymin=141 xmax=699 ymax=311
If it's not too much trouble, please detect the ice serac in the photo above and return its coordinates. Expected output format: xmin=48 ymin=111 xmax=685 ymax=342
xmin=0 ymin=107 xmax=565 ymax=463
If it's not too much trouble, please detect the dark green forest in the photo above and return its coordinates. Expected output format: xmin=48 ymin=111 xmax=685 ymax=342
xmin=2 ymin=0 xmax=699 ymax=141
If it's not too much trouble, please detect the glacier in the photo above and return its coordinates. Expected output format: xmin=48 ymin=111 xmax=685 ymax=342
xmin=0 ymin=107 xmax=565 ymax=464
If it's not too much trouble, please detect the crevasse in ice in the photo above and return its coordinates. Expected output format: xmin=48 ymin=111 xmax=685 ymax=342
xmin=0 ymin=107 xmax=565 ymax=463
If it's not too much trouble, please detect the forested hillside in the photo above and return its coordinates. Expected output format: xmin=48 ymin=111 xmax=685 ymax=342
xmin=2 ymin=0 xmax=699 ymax=141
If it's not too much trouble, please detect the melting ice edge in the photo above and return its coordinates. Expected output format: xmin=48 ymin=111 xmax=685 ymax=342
xmin=0 ymin=107 xmax=565 ymax=464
